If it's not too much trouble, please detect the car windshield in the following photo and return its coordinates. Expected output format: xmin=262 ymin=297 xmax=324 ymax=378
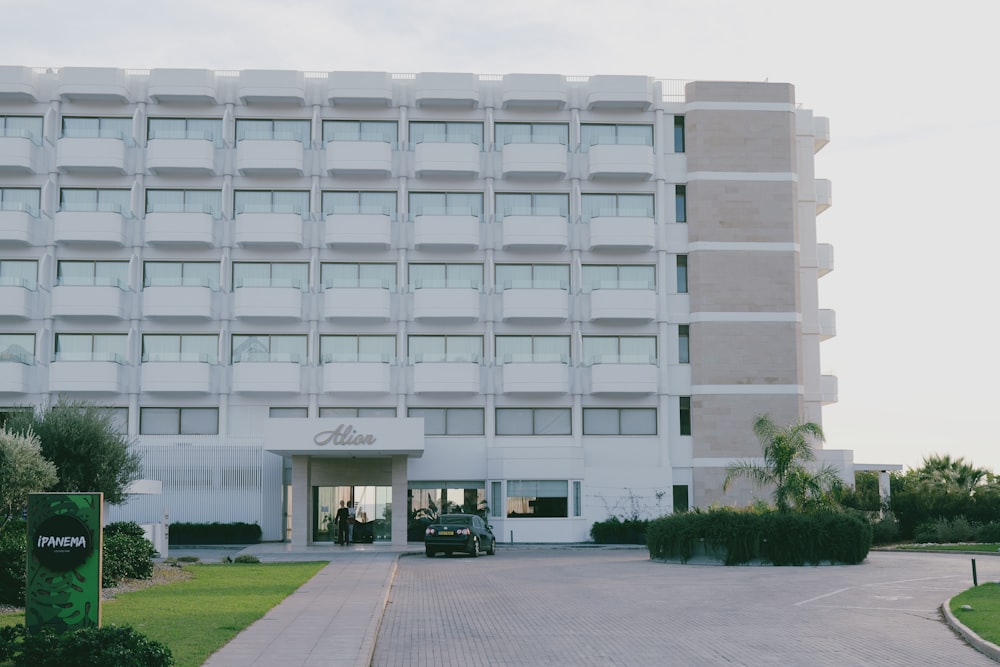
xmin=438 ymin=515 xmax=471 ymax=526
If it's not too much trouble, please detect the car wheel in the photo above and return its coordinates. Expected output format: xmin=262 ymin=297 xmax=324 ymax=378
xmin=469 ymin=537 xmax=480 ymax=558
xmin=425 ymin=547 xmax=436 ymax=558
xmin=487 ymin=538 xmax=496 ymax=555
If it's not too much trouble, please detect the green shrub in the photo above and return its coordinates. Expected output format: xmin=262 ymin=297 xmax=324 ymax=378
xmin=870 ymin=515 xmax=900 ymax=545
xmin=15 ymin=625 xmax=173 ymax=667
xmin=104 ymin=521 xmax=146 ymax=539
xmin=974 ymin=521 xmax=1000 ymax=543
xmin=233 ymin=554 xmax=260 ymax=564
xmin=0 ymin=626 xmax=23 ymax=663
xmin=103 ymin=528 xmax=156 ymax=588
xmin=914 ymin=516 xmax=976 ymax=543
xmin=0 ymin=520 xmax=27 ymax=606
xmin=168 ymin=521 xmax=262 ymax=545
xmin=590 ymin=516 xmax=649 ymax=544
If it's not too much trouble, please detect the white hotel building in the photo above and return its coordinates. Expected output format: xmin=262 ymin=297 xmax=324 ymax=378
xmin=0 ymin=67 xmax=847 ymax=545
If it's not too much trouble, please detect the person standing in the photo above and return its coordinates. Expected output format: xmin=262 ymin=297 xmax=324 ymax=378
xmin=347 ymin=501 xmax=356 ymax=545
xmin=335 ymin=500 xmax=350 ymax=546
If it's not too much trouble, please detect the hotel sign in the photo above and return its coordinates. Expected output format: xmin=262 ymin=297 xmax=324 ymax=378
xmin=265 ymin=417 xmax=424 ymax=456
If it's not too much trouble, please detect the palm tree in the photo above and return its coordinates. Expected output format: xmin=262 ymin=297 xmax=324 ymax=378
xmin=913 ymin=454 xmax=989 ymax=495
xmin=723 ymin=414 xmax=842 ymax=512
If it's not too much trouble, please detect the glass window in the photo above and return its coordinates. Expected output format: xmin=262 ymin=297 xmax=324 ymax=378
xmin=496 ymin=408 xmax=571 ymax=435
xmin=494 ymin=193 xmax=568 ymax=221
xmin=407 ymin=408 xmax=484 ymax=435
xmin=0 ymin=334 xmax=34 ymax=364
xmin=583 ymin=408 xmax=657 ymax=435
xmin=322 ymin=120 xmax=397 ymax=145
xmin=581 ymin=193 xmax=653 ymax=221
xmin=235 ymin=119 xmax=310 ymax=143
xmin=495 ymin=264 xmax=569 ymax=291
xmin=0 ymin=260 xmax=37 ymax=289
xmin=319 ymin=407 xmax=397 ymax=418
xmin=676 ymin=255 xmax=688 ymax=294
xmin=674 ymin=116 xmax=685 ymax=153
xmin=495 ymin=336 xmax=569 ymax=364
xmin=678 ymin=325 xmax=690 ymax=364
xmin=233 ymin=262 xmax=308 ymax=290
xmin=408 ymin=192 xmax=483 ymax=220
xmin=673 ymin=484 xmax=689 ymax=512
xmin=234 ymin=190 xmax=309 ymax=216
xmin=675 ymin=185 xmax=687 ymax=223
xmin=507 ymin=480 xmax=568 ymax=518
xmin=581 ymin=265 xmax=655 ymax=292
xmin=582 ymin=336 xmax=656 ymax=365
xmin=145 ymin=189 xmax=222 ymax=217
xmin=143 ymin=261 xmax=218 ymax=289
xmin=0 ymin=188 xmax=40 ymax=216
xmin=320 ymin=335 xmax=395 ymax=363
xmin=322 ymin=191 xmax=396 ymax=217
xmin=140 ymin=407 xmax=218 ymax=435
xmin=580 ymin=124 xmax=653 ymax=150
xmin=321 ymin=263 xmax=396 ymax=290
xmin=61 ymin=116 xmax=132 ymax=141
xmin=408 ymin=336 xmax=482 ymax=363
xmin=54 ymin=333 xmax=127 ymax=363
xmin=57 ymin=260 xmax=128 ymax=288
xmin=147 ymin=118 xmax=223 ymax=145
xmin=59 ymin=189 xmax=131 ymax=214
xmin=142 ymin=334 xmax=218 ymax=363
xmin=232 ymin=335 xmax=307 ymax=364
xmin=0 ymin=115 xmax=43 ymax=144
xmin=409 ymin=264 xmax=482 ymax=290
xmin=494 ymin=123 xmax=568 ymax=146
xmin=269 ymin=407 xmax=308 ymax=418
xmin=409 ymin=122 xmax=483 ymax=146
xmin=679 ymin=397 xmax=692 ymax=436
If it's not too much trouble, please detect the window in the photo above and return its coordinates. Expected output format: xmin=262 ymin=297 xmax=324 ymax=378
xmin=59 ymin=188 xmax=131 ymax=214
xmin=507 ymin=480 xmax=568 ymax=518
xmin=139 ymin=407 xmax=218 ymax=435
xmin=61 ymin=116 xmax=132 ymax=142
xmin=145 ymin=189 xmax=222 ymax=217
xmin=321 ymin=263 xmax=396 ymax=290
xmin=143 ymin=261 xmax=219 ymax=289
xmin=581 ymin=265 xmax=655 ymax=292
xmin=232 ymin=335 xmax=307 ymax=364
xmin=322 ymin=191 xmax=396 ymax=217
xmin=495 ymin=336 xmax=569 ymax=364
xmin=0 ymin=334 xmax=34 ymax=364
xmin=580 ymin=124 xmax=653 ymax=150
xmin=676 ymin=255 xmax=688 ymax=294
xmin=234 ymin=190 xmax=309 ymax=216
xmin=675 ymin=185 xmax=687 ymax=223
xmin=582 ymin=336 xmax=656 ymax=365
xmin=0 ymin=260 xmax=37 ymax=289
xmin=235 ymin=119 xmax=310 ymax=143
xmin=573 ymin=481 xmax=582 ymax=517
xmin=494 ymin=123 xmax=568 ymax=146
xmin=233 ymin=262 xmax=308 ymax=290
xmin=269 ymin=407 xmax=308 ymax=419
xmin=407 ymin=408 xmax=484 ymax=435
xmin=673 ymin=484 xmax=689 ymax=512
xmin=409 ymin=122 xmax=483 ymax=146
xmin=582 ymin=408 xmax=657 ymax=435
xmin=319 ymin=407 xmax=396 ymax=418
xmin=679 ymin=397 xmax=692 ymax=436
xmin=409 ymin=264 xmax=482 ymax=290
xmin=0 ymin=115 xmax=43 ymax=144
xmin=322 ymin=120 xmax=397 ymax=145
xmin=678 ymin=325 xmax=690 ymax=364
xmin=495 ymin=264 xmax=569 ymax=291
xmin=54 ymin=333 xmax=127 ymax=363
xmin=142 ymin=334 xmax=218 ymax=363
xmin=581 ymin=193 xmax=653 ymax=222
xmin=408 ymin=192 xmax=483 ymax=220
xmin=0 ymin=188 xmax=40 ymax=216
xmin=147 ymin=118 xmax=223 ymax=145
xmin=496 ymin=408 xmax=571 ymax=435
xmin=494 ymin=193 xmax=568 ymax=221
xmin=674 ymin=116 xmax=685 ymax=153
xmin=320 ymin=335 xmax=395 ymax=363
xmin=57 ymin=260 xmax=128 ymax=288
xmin=408 ymin=336 xmax=482 ymax=363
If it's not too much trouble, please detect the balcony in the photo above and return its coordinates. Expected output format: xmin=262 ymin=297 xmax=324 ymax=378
xmin=0 ymin=210 xmax=38 ymax=245
xmin=323 ymin=362 xmax=391 ymax=393
xmin=817 ymin=243 xmax=834 ymax=277
xmin=501 ymin=73 xmax=568 ymax=109
xmin=232 ymin=362 xmax=302 ymax=393
xmin=56 ymin=137 xmax=127 ymax=173
xmin=0 ymin=362 xmax=30 ymax=392
xmin=236 ymin=140 xmax=304 ymax=175
xmin=501 ymin=288 xmax=569 ymax=321
xmin=147 ymin=68 xmax=218 ymax=104
xmin=502 ymin=363 xmax=570 ymax=394
xmin=588 ymin=216 xmax=655 ymax=251
xmin=816 ymin=179 xmax=832 ymax=214
xmin=233 ymin=213 xmax=303 ymax=247
xmin=146 ymin=139 xmax=216 ymax=174
xmin=325 ymin=141 xmax=392 ymax=176
xmin=143 ymin=212 xmax=216 ymax=246
xmin=413 ymin=362 xmax=480 ymax=393
xmin=413 ymin=142 xmax=480 ymax=177
xmin=141 ymin=361 xmax=212 ymax=393
xmin=814 ymin=117 xmax=831 ymax=152
xmin=0 ymin=136 xmax=36 ymax=173
xmin=414 ymin=72 xmax=479 ymax=108
xmin=501 ymin=143 xmax=567 ymax=179
xmin=413 ymin=215 xmax=479 ymax=248
xmin=57 ymin=67 xmax=129 ymax=103
xmin=0 ymin=283 xmax=35 ymax=318
xmin=48 ymin=361 xmax=123 ymax=393
xmin=142 ymin=285 xmax=214 ymax=319
xmin=501 ymin=215 xmax=568 ymax=249
xmin=586 ymin=75 xmax=654 ymax=110
xmin=237 ymin=70 xmax=306 ymax=105
xmin=818 ymin=308 xmax=837 ymax=341
xmin=54 ymin=211 xmax=128 ymax=246
xmin=51 ymin=285 xmax=128 ymax=318
xmin=589 ymin=289 xmax=657 ymax=321
xmin=822 ymin=374 xmax=838 ymax=405
xmin=588 ymin=144 xmax=654 ymax=180
xmin=589 ymin=363 xmax=658 ymax=394
xmin=0 ymin=66 xmax=38 ymax=101
xmin=327 ymin=71 xmax=393 ymax=106
xmin=233 ymin=286 xmax=303 ymax=319
xmin=324 ymin=213 xmax=391 ymax=248
xmin=413 ymin=288 xmax=480 ymax=320
xmin=324 ymin=287 xmax=392 ymax=320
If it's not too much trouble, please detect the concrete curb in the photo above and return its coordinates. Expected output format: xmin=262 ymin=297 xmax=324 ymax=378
xmin=942 ymin=596 xmax=1000 ymax=663
xmin=360 ymin=554 xmax=401 ymax=667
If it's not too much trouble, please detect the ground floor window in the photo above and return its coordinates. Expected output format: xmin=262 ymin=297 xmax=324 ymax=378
xmin=408 ymin=482 xmax=486 ymax=540
xmin=507 ymin=480 xmax=568 ymax=518
xmin=313 ymin=485 xmax=391 ymax=543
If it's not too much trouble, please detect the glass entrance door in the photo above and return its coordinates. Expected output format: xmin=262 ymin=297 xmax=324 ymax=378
xmin=314 ymin=485 xmax=391 ymax=542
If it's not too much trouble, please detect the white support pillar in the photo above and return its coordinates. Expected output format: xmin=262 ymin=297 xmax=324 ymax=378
xmin=291 ymin=455 xmax=311 ymax=547
xmin=391 ymin=455 xmax=408 ymax=546
xmin=878 ymin=470 xmax=892 ymax=518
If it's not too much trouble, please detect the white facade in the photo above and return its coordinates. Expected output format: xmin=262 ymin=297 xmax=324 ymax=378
xmin=0 ymin=67 xmax=842 ymax=544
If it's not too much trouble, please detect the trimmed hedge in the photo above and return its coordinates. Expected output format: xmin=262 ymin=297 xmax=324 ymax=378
xmin=590 ymin=517 xmax=650 ymax=544
xmin=7 ymin=625 xmax=173 ymax=667
xmin=168 ymin=521 xmax=262 ymax=545
xmin=103 ymin=522 xmax=156 ymax=587
xmin=0 ymin=520 xmax=27 ymax=606
xmin=646 ymin=507 xmax=872 ymax=565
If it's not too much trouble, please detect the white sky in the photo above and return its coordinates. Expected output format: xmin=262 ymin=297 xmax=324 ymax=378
xmin=3 ymin=0 xmax=999 ymax=473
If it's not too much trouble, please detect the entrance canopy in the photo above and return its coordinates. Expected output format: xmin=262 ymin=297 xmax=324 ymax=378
xmin=264 ymin=418 xmax=425 ymax=457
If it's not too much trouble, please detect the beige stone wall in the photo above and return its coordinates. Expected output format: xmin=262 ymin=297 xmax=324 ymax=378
xmin=685 ymin=110 xmax=796 ymax=173
xmin=690 ymin=394 xmax=803 ymax=459
xmin=685 ymin=81 xmax=795 ymax=105
xmin=688 ymin=250 xmax=799 ymax=312
xmin=691 ymin=322 xmax=800 ymax=385
xmin=693 ymin=467 xmax=774 ymax=509
xmin=687 ymin=181 xmax=798 ymax=244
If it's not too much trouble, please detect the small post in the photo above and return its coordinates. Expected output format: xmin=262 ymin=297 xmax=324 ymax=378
xmin=972 ymin=558 xmax=978 ymax=587
xmin=510 ymin=530 xmax=514 ymax=544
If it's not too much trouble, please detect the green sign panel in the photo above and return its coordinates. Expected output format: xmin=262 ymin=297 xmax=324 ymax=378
xmin=26 ymin=493 xmax=103 ymax=633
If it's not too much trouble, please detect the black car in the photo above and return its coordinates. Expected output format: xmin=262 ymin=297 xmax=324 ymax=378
xmin=424 ymin=513 xmax=497 ymax=557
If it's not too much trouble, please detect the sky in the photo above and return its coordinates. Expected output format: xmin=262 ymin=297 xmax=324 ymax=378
xmin=2 ymin=0 xmax=998 ymax=474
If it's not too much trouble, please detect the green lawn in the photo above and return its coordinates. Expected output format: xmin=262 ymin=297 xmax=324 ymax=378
xmin=1 ymin=561 xmax=326 ymax=667
xmin=897 ymin=543 xmax=1000 ymax=553
xmin=951 ymin=582 xmax=1000 ymax=645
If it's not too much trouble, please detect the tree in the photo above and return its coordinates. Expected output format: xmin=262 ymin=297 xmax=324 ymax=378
xmin=0 ymin=427 xmax=58 ymax=529
xmin=723 ymin=414 xmax=843 ymax=512
xmin=4 ymin=401 xmax=141 ymax=505
xmin=911 ymin=454 xmax=990 ymax=495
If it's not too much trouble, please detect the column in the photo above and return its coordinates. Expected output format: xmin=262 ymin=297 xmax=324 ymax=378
xmin=391 ymin=455 xmax=408 ymax=546
xmin=291 ymin=455 xmax=311 ymax=547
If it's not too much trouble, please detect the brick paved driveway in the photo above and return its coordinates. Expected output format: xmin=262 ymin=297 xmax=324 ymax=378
xmin=373 ymin=549 xmax=999 ymax=666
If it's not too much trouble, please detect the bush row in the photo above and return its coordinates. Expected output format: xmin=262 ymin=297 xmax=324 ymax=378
xmin=646 ymin=508 xmax=872 ymax=565
xmin=913 ymin=517 xmax=1000 ymax=544
xmin=590 ymin=517 xmax=650 ymax=544
xmin=888 ymin=486 xmax=1000 ymax=540
xmin=168 ymin=521 xmax=262 ymax=545
xmin=0 ymin=625 xmax=173 ymax=667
